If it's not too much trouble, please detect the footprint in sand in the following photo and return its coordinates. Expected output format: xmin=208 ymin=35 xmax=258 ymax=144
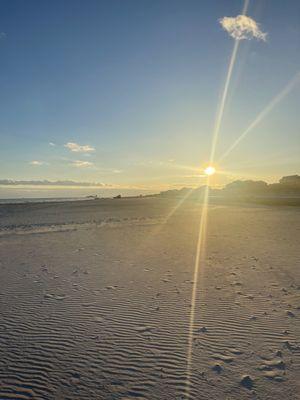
xmin=228 ymin=348 xmax=243 ymax=355
xmin=283 ymin=340 xmax=298 ymax=350
xmin=232 ymin=281 xmax=242 ymax=287
xmin=240 ymin=375 xmax=254 ymax=389
xmin=212 ymin=353 xmax=233 ymax=363
xmin=82 ymin=302 xmax=97 ymax=307
xmin=54 ymin=295 xmax=66 ymax=300
xmin=135 ymin=326 xmax=154 ymax=334
xmin=43 ymin=293 xmax=66 ymax=301
xmin=211 ymin=363 xmax=223 ymax=374
xmin=259 ymin=358 xmax=286 ymax=370
xmin=259 ymin=357 xmax=286 ymax=381
xmin=286 ymin=310 xmax=295 ymax=317
xmin=263 ymin=370 xmax=286 ymax=381
xmin=105 ymin=285 xmax=117 ymax=290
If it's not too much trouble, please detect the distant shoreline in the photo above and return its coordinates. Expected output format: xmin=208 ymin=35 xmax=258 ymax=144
xmin=0 ymin=197 xmax=88 ymax=205
xmin=1 ymin=193 xmax=300 ymax=207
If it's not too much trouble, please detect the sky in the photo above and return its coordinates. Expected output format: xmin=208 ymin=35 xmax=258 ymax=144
xmin=0 ymin=0 xmax=299 ymax=197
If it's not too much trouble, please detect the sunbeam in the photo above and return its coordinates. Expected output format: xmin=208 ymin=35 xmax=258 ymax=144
xmin=209 ymin=39 xmax=239 ymax=164
xmin=219 ymin=71 xmax=300 ymax=163
xmin=185 ymin=183 xmax=210 ymax=399
xmin=161 ymin=187 xmax=196 ymax=225
xmin=185 ymin=1 xmax=250 ymax=397
xmin=209 ymin=0 xmax=249 ymax=164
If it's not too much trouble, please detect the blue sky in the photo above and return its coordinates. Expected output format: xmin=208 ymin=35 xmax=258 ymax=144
xmin=0 ymin=0 xmax=299 ymax=196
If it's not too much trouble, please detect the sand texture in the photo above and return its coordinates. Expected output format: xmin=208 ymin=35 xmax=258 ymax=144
xmin=0 ymin=198 xmax=299 ymax=399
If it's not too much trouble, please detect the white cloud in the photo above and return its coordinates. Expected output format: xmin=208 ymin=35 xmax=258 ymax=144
xmin=49 ymin=142 xmax=56 ymax=146
xmin=219 ymin=15 xmax=267 ymax=41
xmin=30 ymin=160 xmax=44 ymax=166
xmin=64 ymin=142 xmax=95 ymax=153
xmin=71 ymin=160 xmax=94 ymax=168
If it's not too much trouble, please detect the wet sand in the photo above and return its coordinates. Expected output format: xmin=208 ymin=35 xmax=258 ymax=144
xmin=0 ymin=198 xmax=299 ymax=399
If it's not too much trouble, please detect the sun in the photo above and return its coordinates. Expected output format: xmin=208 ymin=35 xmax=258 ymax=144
xmin=204 ymin=166 xmax=216 ymax=176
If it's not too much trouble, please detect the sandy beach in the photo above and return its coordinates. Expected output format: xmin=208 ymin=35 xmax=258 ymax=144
xmin=0 ymin=198 xmax=299 ymax=399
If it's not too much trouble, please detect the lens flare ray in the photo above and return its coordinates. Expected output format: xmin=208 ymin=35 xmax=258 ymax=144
xmin=209 ymin=40 xmax=239 ymax=164
xmin=219 ymin=71 xmax=300 ymax=163
xmin=162 ymin=187 xmax=196 ymax=225
xmin=185 ymin=184 xmax=210 ymax=398
xmin=185 ymin=1 xmax=250 ymax=397
xmin=210 ymin=0 xmax=249 ymax=164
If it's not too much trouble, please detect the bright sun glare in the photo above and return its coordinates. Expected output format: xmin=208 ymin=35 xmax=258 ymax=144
xmin=204 ymin=166 xmax=216 ymax=176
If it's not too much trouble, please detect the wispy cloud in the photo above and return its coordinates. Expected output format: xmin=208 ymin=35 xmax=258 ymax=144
xmin=71 ymin=160 xmax=94 ymax=168
xmin=29 ymin=160 xmax=44 ymax=166
xmin=64 ymin=142 xmax=95 ymax=153
xmin=49 ymin=142 xmax=56 ymax=147
xmin=219 ymin=15 xmax=267 ymax=41
xmin=0 ymin=32 xmax=6 ymax=41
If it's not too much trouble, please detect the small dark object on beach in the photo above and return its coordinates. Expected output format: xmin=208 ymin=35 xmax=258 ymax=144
xmin=240 ymin=375 xmax=254 ymax=389
xmin=212 ymin=364 xmax=223 ymax=374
